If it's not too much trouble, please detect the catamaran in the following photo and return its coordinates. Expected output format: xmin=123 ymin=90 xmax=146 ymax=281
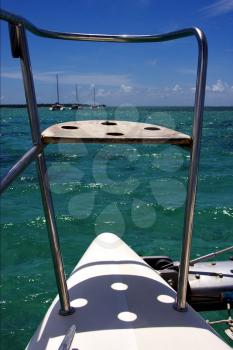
xmin=0 ymin=9 xmax=232 ymax=350
xmin=70 ymin=84 xmax=82 ymax=110
xmin=49 ymin=74 xmax=65 ymax=111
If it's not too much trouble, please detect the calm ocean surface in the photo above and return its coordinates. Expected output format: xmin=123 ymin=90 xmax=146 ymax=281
xmin=0 ymin=106 xmax=233 ymax=348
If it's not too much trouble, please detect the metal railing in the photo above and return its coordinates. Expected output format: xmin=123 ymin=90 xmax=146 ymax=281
xmin=0 ymin=9 xmax=208 ymax=312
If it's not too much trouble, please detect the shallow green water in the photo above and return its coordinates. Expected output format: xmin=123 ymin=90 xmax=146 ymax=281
xmin=0 ymin=106 xmax=233 ymax=348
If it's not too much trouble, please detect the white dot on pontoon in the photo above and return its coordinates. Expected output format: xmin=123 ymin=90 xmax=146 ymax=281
xmin=157 ymin=295 xmax=175 ymax=303
xmin=71 ymin=298 xmax=88 ymax=308
xmin=111 ymin=283 xmax=128 ymax=291
xmin=118 ymin=312 xmax=137 ymax=322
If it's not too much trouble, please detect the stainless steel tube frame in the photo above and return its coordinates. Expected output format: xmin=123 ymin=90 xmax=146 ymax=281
xmin=0 ymin=9 xmax=208 ymax=311
xmin=36 ymin=152 xmax=74 ymax=315
xmin=189 ymin=245 xmax=233 ymax=266
xmin=176 ymin=29 xmax=208 ymax=310
xmin=0 ymin=145 xmax=42 ymax=194
xmin=6 ymin=22 xmax=74 ymax=315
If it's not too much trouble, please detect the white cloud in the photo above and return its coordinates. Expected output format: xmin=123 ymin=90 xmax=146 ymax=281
xmin=208 ymin=80 xmax=230 ymax=93
xmin=191 ymin=80 xmax=232 ymax=94
xmin=96 ymin=88 xmax=111 ymax=97
xmin=201 ymin=0 xmax=233 ymax=17
xmin=212 ymin=80 xmax=226 ymax=92
xmin=1 ymin=70 xmax=131 ymax=87
xmin=40 ymin=73 xmax=130 ymax=86
xmin=1 ymin=71 xmax=22 ymax=79
xmin=172 ymin=84 xmax=182 ymax=92
xmin=120 ymin=84 xmax=133 ymax=93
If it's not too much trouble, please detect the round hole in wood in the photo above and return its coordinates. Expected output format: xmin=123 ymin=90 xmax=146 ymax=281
xmin=144 ymin=126 xmax=160 ymax=130
xmin=106 ymin=132 xmax=124 ymax=136
xmin=101 ymin=121 xmax=117 ymax=126
xmin=61 ymin=125 xmax=79 ymax=130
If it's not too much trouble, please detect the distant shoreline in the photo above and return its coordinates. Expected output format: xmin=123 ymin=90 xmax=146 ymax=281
xmin=0 ymin=104 xmax=232 ymax=109
xmin=0 ymin=103 xmax=105 ymax=108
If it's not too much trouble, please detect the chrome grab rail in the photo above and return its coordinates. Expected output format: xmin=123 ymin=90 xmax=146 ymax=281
xmin=1 ymin=8 xmax=204 ymax=43
xmin=0 ymin=9 xmax=208 ymax=312
xmin=0 ymin=145 xmax=42 ymax=193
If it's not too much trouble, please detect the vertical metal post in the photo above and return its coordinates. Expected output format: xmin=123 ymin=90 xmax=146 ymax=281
xmin=175 ymin=29 xmax=208 ymax=311
xmin=36 ymin=152 xmax=74 ymax=315
xmin=56 ymin=73 xmax=60 ymax=104
xmin=76 ymin=84 xmax=78 ymax=104
xmin=9 ymin=23 xmax=74 ymax=315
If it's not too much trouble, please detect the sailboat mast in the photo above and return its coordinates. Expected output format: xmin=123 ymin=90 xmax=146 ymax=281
xmin=93 ymin=86 xmax=95 ymax=107
xmin=56 ymin=74 xmax=60 ymax=104
xmin=75 ymin=85 xmax=79 ymax=104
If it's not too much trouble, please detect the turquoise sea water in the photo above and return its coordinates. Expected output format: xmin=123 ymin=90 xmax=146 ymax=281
xmin=0 ymin=106 xmax=233 ymax=348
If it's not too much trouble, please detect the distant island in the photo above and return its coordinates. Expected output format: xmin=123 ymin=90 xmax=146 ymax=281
xmin=0 ymin=103 xmax=106 ymax=108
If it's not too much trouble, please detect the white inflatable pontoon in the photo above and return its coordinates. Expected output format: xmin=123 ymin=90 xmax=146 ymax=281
xmin=27 ymin=233 xmax=231 ymax=349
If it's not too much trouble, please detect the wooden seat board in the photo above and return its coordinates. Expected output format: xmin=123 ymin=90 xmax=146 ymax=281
xmin=42 ymin=120 xmax=192 ymax=146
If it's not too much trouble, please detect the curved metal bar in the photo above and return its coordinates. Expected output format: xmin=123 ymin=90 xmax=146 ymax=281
xmin=189 ymin=245 xmax=233 ymax=266
xmin=0 ymin=9 xmax=208 ymax=312
xmin=0 ymin=145 xmax=43 ymax=194
xmin=175 ymin=28 xmax=208 ymax=311
xmin=1 ymin=8 xmax=200 ymax=43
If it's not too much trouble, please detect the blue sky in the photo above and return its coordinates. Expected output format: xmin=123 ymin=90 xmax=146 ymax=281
xmin=1 ymin=0 xmax=233 ymax=106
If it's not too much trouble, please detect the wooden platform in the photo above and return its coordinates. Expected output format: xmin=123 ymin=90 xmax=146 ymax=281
xmin=42 ymin=120 xmax=192 ymax=146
